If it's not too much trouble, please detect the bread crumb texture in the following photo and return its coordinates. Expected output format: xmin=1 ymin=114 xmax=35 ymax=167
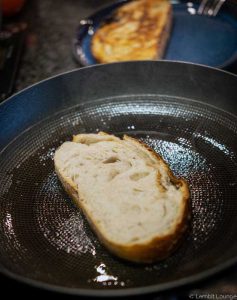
xmin=54 ymin=132 xmax=189 ymax=263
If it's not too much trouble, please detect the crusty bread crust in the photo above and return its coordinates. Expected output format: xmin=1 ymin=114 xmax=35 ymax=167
xmin=155 ymin=6 xmax=172 ymax=59
xmin=91 ymin=0 xmax=173 ymax=63
xmin=55 ymin=133 xmax=190 ymax=263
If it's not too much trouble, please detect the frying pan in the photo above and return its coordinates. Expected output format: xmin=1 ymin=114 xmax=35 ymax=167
xmin=0 ymin=61 xmax=237 ymax=297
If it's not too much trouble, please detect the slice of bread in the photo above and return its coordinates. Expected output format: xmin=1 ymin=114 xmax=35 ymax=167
xmin=54 ymin=132 xmax=189 ymax=263
xmin=91 ymin=0 xmax=172 ymax=63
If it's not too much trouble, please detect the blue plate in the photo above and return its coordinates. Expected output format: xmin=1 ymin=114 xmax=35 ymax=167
xmin=73 ymin=0 xmax=237 ymax=68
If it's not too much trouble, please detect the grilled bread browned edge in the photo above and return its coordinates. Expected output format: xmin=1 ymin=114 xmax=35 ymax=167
xmin=91 ymin=0 xmax=173 ymax=63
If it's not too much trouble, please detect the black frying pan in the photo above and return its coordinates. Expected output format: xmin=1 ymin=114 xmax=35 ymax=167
xmin=0 ymin=61 xmax=236 ymax=297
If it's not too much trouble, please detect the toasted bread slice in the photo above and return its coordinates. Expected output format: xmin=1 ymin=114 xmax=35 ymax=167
xmin=54 ymin=132 xmax=189 ymax=263
xmin=91 ymin=0 xmax=172 ymax=63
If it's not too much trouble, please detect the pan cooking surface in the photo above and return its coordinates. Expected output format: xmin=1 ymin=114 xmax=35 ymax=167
xmin=0 ymin=95 xmax=237 ymax=295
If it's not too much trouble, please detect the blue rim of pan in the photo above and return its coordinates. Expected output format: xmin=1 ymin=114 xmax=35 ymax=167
xmin=72 ymin=0 xmax=237 ymax=69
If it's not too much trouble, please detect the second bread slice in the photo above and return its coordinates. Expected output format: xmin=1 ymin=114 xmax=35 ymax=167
xmin=91 ymin=0 xmax=173 ymax=63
